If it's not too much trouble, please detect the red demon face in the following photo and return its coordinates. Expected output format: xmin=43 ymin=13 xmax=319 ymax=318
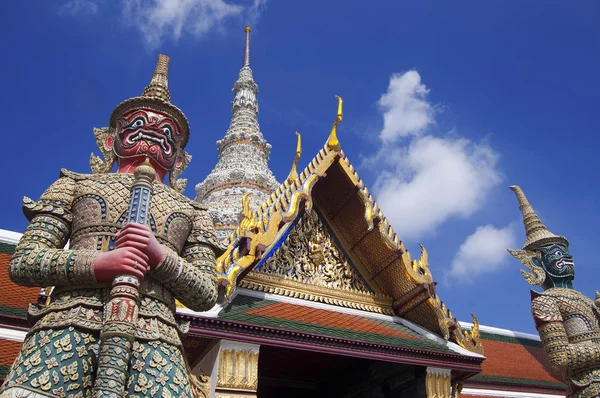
xmin=113 ymin=109 xmax=183 ymax=171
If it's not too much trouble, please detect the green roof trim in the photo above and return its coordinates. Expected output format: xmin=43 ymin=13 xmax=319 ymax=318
xmin=0 ymin=304 xmax=27 ymax=318
xmin=0 ymin=243 xmax=16 ymax=256
xmin=0 ymin=365 xmax=10 ymax=378
xmin=219 ymin=295 xmax=453 ymax=353
xmin=469 ymin=373 xmax=565 ymax=389
xmin=480 ymin=331 xmax=543 ymax=348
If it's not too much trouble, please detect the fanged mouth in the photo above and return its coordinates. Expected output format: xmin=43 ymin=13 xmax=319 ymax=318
xmin=556 ymin=259 xmax=574 ymax=269
xmin=127 ymin=130 xmax=171 ymax=154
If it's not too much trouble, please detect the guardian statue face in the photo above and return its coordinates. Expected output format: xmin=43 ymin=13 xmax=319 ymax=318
xmin=535 ymin=244 xmax=575 ymax=287
xmin=113 ymin=109 xmax=183 ymax=171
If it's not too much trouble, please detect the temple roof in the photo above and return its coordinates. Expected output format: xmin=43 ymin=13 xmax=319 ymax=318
xmin=213 ymin=123 xmax=485 ymax=354
xmin=461 ymin=324 xmax=564 ymax=395
xmin=195 ymin=27 xmax=279 ymax=242
xmin=0 ymin=232 xmax=565 ymax=396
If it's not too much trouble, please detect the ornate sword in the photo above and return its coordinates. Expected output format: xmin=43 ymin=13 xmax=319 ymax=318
xmin=92 ymin=159 xmax=156 ymax=397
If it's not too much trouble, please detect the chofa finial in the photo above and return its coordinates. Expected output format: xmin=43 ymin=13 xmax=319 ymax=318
xmin=142 ymin=54 xmax=171 ymax=103
xmin=286 ymin=132 xmax=302 ymax=183
xmin=510 ymin=185 xmax=568 ymax=250
xmin=327 ymin=95 xmax=343 ymax=151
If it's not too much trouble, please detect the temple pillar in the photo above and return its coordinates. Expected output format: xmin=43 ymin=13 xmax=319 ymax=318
xmin=425 ymin=367 xmax=452 ymax=398
xmin=215 ymin=340 xmax=260 ymax=398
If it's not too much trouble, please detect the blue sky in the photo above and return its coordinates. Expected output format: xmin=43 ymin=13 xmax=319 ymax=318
xmin=1 ymin=0 xmax=599 ymax=334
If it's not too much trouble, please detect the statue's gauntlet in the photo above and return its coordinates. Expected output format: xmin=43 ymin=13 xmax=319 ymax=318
xmin=150 ymin=244 xmax=218 ymax=312
xmin=9 ymin=214 xmax=97 ymax=287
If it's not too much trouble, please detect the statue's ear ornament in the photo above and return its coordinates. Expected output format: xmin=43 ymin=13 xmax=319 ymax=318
xmin=169 ymin=150 xmax=192 ymax=193
xmin=508 ymin=248 xmax=546 ymax=286
xmin=90 ymin=127 xmax=117 ymax=174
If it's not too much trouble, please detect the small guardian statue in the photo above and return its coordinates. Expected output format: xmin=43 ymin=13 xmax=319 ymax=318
xmin=508 ymin=185 xmax=600 ymax=398
xmin=0 ymin=55 xmax=219 ymax=398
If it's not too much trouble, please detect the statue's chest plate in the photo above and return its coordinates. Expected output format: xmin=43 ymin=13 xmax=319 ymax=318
xmin=70 ymin=174 xmax=194 ymax=253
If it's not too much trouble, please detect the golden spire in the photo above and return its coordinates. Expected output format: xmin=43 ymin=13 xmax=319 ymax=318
xmin=142 ymin=54 xmax=171 ymax=102
xmin=286 ymin=132 xmax=302 ymax=183
xmin=243 ymin=26 xmax=251 ymax=67
xmin=510 ymin=185 xmax=568 ymax=250
xmin=327 ymin=95 xmax=343 ymax=151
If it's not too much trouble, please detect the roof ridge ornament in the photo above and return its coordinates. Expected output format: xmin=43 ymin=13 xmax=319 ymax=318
xmin=286 ymin=132 xmax=302 ymax=184
xmin=327 ymin=95 xmax=343 ymax=152
xmin=243 ymin=26 xmax=251 ymax=67
xmin=510 ymin=185 xmax=568 ymax=250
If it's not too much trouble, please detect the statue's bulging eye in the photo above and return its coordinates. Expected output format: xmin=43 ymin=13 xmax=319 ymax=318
xmin=554 ymin=250 xmax=563 ymax=256
xmin=133 ymin=119 xmax=144 ymax=128
xmin=163 ymin=126 xmax=173 ymax=137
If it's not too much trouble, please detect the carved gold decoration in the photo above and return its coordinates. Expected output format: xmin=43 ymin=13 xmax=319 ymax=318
xmin=90 ymin=127 xmax=116 ymax=174
xmin=190 ymin=370 xmax=210 ymax=398
xmin=451 ymin=381 xmax=463 ymax=398
xmin=239 ymin=193 xmax=260 ymax=234
xmin=240 ymin=276 xmax=393 ymax=314
xmin=455 ymin=313 xmax=484 ymax=355
xmin=327 ymin=95 xmax=343 ymax=151
xmin=426 ymin=368 xmax=451 ymax=398
xmin=286 ymin=132 xmax=302 ymax=184
xmin=241 ymin=208 xmax=393 ymax=313
xmin=258 ymin=209 xmax=371 ymax=293
xmin=216 ymin=147 xmax=337 ymax=300
xmin=216 ymin=349 xmax=259 ymax=393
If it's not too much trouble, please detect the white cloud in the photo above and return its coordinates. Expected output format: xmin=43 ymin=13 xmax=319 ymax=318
xmin=448 ymin=224 xmax=517 ymax=280
xmin=378 ymin=70 xmax=435 ymax=142
xmin=365 ymin=70 xmax=503 ymax=241
xmin=59 ymin=0 xmax=99 ymax=16
xmin=373 ymin=136 xmax=501 ymax=240
xmin=122 ymin=0 xmax=262 ymax=48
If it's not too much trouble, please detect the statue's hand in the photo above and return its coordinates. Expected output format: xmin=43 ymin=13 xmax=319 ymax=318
xmin=93 ymin=246 xmax=149 ymax=282
xmin=115 ymin=223 xmax=166 ymax=269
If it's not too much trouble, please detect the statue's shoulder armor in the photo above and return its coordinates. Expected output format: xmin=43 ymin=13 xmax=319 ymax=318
xmin=22 ymin=169 xmax=82 ymax=222
xmin=60 ymin=168 xmax=132 ymax=184
xmin=159 ymin=183 xmax=209 ymax=212
xmin=59 ymin=168 xmax=84 ymax=180
xmin=531 ymin=290 xmax=562 ymax=326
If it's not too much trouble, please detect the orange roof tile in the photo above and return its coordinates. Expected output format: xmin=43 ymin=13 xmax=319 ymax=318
xmin=0 ymin=250 xmax=40 ymax=314
xmin=479 ymin=337 xmax=559 ymax=384
xmin=247 ymin=301 xmax=417 ymax=340
xmin=0 ymin=338 xmax=22 ymax=367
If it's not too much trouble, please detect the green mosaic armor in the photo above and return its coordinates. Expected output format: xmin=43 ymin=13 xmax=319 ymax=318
xmin=0 ymin=170 xmax=220 ymax=398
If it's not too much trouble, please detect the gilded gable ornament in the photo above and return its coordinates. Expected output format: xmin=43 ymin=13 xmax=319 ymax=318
xmin=258 ymin=209 xmax=371 ymax=294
